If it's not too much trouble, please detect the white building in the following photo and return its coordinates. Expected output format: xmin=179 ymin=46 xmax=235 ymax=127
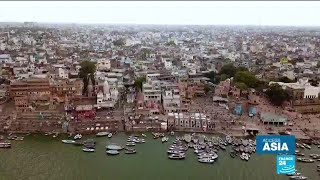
xmin=97 ymin=58 xmax=111 ymax=70
xmin=0 ymin=54 xmax=13 ymax=64
xmin=269 ymin=78 xmax=320 ymax=99
xmin=96 ymin=80 xmax=118 ymax=108
xmin=162 ymin=89 xmax=181 ymax=113
xmin=58 ymin=68 xmax=69 ymax=79
xmin=164 ymin=60 xmax=173 ymax=70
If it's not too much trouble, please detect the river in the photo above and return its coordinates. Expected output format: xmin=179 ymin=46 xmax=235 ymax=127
xmin=0 ymin=133 xmax=319 ymax=180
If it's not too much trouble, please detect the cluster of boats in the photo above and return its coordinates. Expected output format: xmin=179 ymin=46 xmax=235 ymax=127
xmin=166 ymin=134 xmax=256 ymax=164
xmin=296 ymin=143 xmax=312 ymax=150
xmin=295 ymin=141 xmax=320 ymax=178
xmin=45 ymin=132 xmax=59 ymax=138
xmin=167 ymin=140 xmax=188 ymax=160
xmin=62 ymin=135 xmax=96 ymax=153
xmin=106 ymin=144 xmax=123 ymax=155
xmin=105 ymin=134 xmax=149 ymax=155
xmin=0 ymin=134 xmax=25 ymax=141
xmin=127 ymin=135 xmax=146 ymax=146
xmin=152 ymin=132 xmax=169 ymax=143
xmin=0 ymin=134 xmax=27 ymax=148
xmin=0 ymin=141 xmax=11 ymax=148
xmin=286 ymin=172 xmax=308 ymax=180
xmin=96 ymin=132 xmax=113 ymax=138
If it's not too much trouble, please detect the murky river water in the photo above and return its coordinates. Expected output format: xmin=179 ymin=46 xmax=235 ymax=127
xmin=0 ymin=133 xmax=319 ymax=180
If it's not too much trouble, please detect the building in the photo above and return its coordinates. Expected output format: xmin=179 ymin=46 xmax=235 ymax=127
xmin=10 ymin=78 xmax=83 ymax=112
xmin=10 ymin=78 xmax=51 ymax=112
xmin=142 ymin=74 xmax=162 ymax=115
xmin=260 ymin=112 xmax=288 ymax=125
xmin=96 ymin=80 xmax=118 ymax=108
xmin=162 ymin=89 xmax=181 ymax=113
xmin=270 ymin=78 xmax=320 ymax=113
xmin=167 ymin=112 xmax=208 ymax=132
xmin=50 ymin=78 xmax=83 ymax=102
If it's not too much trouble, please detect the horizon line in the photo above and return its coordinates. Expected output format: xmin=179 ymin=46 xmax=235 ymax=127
xmin=1 ymin=21 xmax=320 ymax=28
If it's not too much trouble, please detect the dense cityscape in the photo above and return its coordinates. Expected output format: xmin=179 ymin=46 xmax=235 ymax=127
xmin=1 ymin=22 xmax=320 ymax=179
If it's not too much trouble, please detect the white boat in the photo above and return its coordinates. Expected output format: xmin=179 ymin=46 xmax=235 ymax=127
xmin=168 ymin=153 xmax=185 ymax=160
xmin=15 ymin=137 xmax=24 ymax=141
xmin=287 ymin=172 xmax=301 ymax=176
xmin=240 ymin=153 xmax=250 ymax=161
xmin=108 ymin=133 xmax=113 ymax=138
xmin=53 ymin=133 xmax=59 ymax=138
xmin=198 ymin=158 xmax=214 ymax=164
xmin=82 ymin=148 xmax=95 ymax=152
xmin=225 ymin=135 xmax=232 ymax=144
xmin=141 ymin=134 xmax=147 ymax=137
xmin=62 ymin=140 xmax=75 ymax=144
xmin=289 ymin=176 xmax=308 ymax=180
xmin=302 ymin=143 xmax=311 ymax=149
xmin=126 ymin=142 xmax=136 ymax=146
xmin=162 ymin=137 xmax=168 ymax=143
xmin=96 ymin=132 xmax=109 ymax=137
xmin=106 ymin=150 xmax=120 ymax=155
xmin=74 ymin=134 xmax=82 ymax=140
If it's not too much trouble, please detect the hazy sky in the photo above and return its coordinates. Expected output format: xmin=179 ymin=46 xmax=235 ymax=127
xmin=1 ymin=1 xmax=320 ymax=26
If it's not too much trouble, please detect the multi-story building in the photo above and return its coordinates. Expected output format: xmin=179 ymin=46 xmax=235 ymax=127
xmin=10 ymin=78 xmax=51 ymax=98
xmin=167 ymin=112 xmax=208 ymax=132
xmin=9 ymin=78 xmax=83 ymax=112
xmin=10 ymin=78 xmax=51 ymax=112
xmin=162 ymin=89 xmax=181 ymax=113
xmin=142 ymin=74 xmax=162 ymax=115
xmin=270 ymin=78 xmax=320 ymax=113
xmin=50 ymin=79 xmax=83 ymax=102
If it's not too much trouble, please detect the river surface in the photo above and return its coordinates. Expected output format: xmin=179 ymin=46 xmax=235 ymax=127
xmin=0 ymin=133 xmax=319 ymax=180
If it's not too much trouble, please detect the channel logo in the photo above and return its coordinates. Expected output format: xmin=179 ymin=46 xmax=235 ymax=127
xmin=256 ymin=135 xmax=295 ymax=154
xmin=276 ymin=155 xmax=296 ymax=174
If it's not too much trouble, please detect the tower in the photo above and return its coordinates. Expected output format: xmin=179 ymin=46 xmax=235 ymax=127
xmin=87 ymin=74 xmax=93 ymax=97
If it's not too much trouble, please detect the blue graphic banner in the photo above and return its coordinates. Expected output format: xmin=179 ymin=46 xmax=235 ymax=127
xmin=276 ymin=155 xmax=296 ymax=174
xmin=256 ymin=135 xmax=295 ymax=154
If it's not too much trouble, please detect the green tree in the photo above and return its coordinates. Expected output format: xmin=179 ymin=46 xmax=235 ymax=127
xmin=113 ymin=39 xmax=125 ymax=46
xmin=134 ymin=76 xmax=146 ymax=91
xmin=204 ymin=84 xmax=212 ymax=94
xmin=79 ymin=60 xmax=97 ymax=94
xmin=166 ymin=40 xmax=176 ymax=46
xmin=220 ymin=74 xmax=229 ymax=82
xmin=204 ymin=71 xmax=219 ymax=84
xmin=237 ymin=66 xmax=248 ymax=72
xmin=219 ymin=63 xmax=238 ymax=77
xmin=234 ymin=82 xmax=248 ymax=91
xmin=278 ymin=76 xmax=295 ymax=83
xmin=265 ymin=84 xmax=290 ymax=106
xmin=234 ymin=71 xmax=259 ymax=88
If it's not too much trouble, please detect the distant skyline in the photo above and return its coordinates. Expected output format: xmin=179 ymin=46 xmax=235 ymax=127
xmin=1 ymin=1 xmax=320 ymax=26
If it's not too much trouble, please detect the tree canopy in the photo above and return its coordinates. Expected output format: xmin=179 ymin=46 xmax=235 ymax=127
xmin=79 ymin=60 xmax=96 ymax=94
xmin=265 ymin=84 xmax=290 ymax=106
xmin=234 ymin=71 xmax=260 ymax=88
xmin=204 ymin=71 xmax=219 ymax=84
xmin=234 ymin=82 xmax=248 ymax=91
xmin=219 ymin=63 xmax=238 ymax=78
xmin=134 ymin=76 xmax=146 ymax=91
xmin=166 ymin=40 xmax=176 ymax=46
xmin=113 ymin=39 xmax=125 ymax=46
xmin=278 ymin=76 xmax=296 ymax=83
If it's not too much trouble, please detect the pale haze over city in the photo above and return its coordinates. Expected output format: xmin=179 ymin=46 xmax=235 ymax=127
xmin=0 ymin=1 xmax=320 ymax=26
